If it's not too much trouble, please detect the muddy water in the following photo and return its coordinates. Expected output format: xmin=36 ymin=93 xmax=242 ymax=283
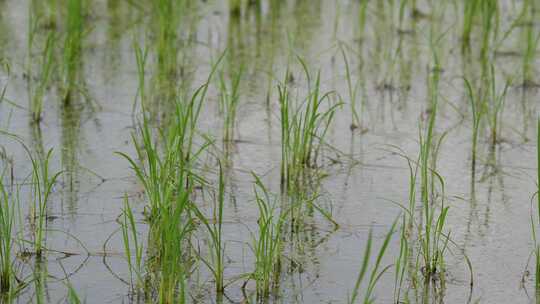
xmin=0 ymin=0 xmax=538 ymax=303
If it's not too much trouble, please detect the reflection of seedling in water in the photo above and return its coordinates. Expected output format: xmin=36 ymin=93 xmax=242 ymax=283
xmin=479 ymin=0 xmax=498 ymax=64
xmin=62 ymin=0 xmax=84 ymax=103
xmin=462 ymin=0 xmax=499 ymax=57
xmin=461 ymin=0 xmax=476 ymax=52
xmin=30 ymin=32 xmax=55 ymax=123
xmin=519 ymin=0 xmax=540 ymax=86
xmin=152 ymin=0 xmax=186 ymax=99
xmin=229 ymin=0 xmax=241 ymax=18
xmin=357 ymin=0 xmax=368 ymax=42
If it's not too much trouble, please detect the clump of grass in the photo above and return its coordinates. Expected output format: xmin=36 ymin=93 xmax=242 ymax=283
xmin=121 ymin=185 xmax=194 ymax=304
xmin=118 ymin=101 xmax=202 ymax=301
xmin=348 ymin=220 xmax=397 ymax=304
xmin=279 ymin=64 xmax=340 ymax=191
xmin=118 ymin=56 xmax=224 ymax=301
xmin=153 ymin=185 xmax=193 ymax=304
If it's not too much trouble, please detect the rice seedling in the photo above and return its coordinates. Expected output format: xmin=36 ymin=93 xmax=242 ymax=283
xmin=218 ymin=65 xmax=243 ymax=143
xmin=393 ymin=207 xmax=411 ymax=303
xmin=418 ymin=110 xmax=449 ymax=279
xmin=120 ymin=135 xmax=195 ymax=303
xmin=485 ymin=65 xmax=509 ymax=147
xmin=153 ymin=187 xmax=193 ymax=304
xmin=389 ymin=130 xmax=451 ymax=301
xmin=120 ymin=176 xmax=193 ymax=304
xmin=33 ymin=256 xmax=47 ymax=304
xmin=30 ymin=32 xmax=55 ymax=123
xmin=119 ymin=90 xmax=208 ymax=221
xmin=134 ymin=41 xmax=149 ymax=111
xmin=29 ymin=148 xmax=61 ymax=258
xmin=191 ymin=163 xmax=226 ymax=293
xmin=66 ymin=282 xmax=81 ymax=304
xmin=531 ymin=118 xmax=540 ymax=294
xmin=0 ymin=168 xmax=18 ymax=298
xmin=339 ymin=44 xmax=361 ymax=130
xmin=279 ymin=63 xmax=340 ymax=191
xmin=463 ymin=77 xmax=485 ymax=176
xmin=0 ymin=133 xmax=60 ymax=301
xmin=414 ymin=45 xmax=450 ymax=280
xmin=348 ymin=220 xmax=397 ymax=304
xmin=247 ymin=173 xmax=285 ymax=299
xmin=117 ymin=47 xmax=223 ymax=219
xmin=120 ymin=194 xmax=144 ymax=291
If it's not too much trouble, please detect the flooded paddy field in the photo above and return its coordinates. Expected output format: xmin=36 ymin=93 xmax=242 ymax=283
xmin=0 ymin=0 xmax=539 ymax=303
